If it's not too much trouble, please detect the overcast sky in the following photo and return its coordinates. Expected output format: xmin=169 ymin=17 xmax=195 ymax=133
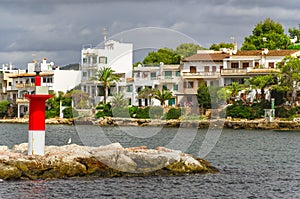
xmin=1 ymin=0 xmax=300 ymax=68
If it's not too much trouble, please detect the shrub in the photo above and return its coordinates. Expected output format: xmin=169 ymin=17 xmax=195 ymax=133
xmin=225 ymin=104 xmax=252 ymax=119
xmin=166 ymin=108 xmax=182 ymax=120
xmin=112 ymin=107 xmax=130 ymax=118
xmin=129 ymin=106 xmax=138 ymax=117
xmin=0 ymin=100 xmax=9 ymax=118
xmin=149 ymin=106 xmax=164 ymax=119
xmin=95 ymin=103 xmax=112 ymax=118
xmin=135 ymin=107 xmax=150 ymax=119
xmin=275 ymin=106 xmax=295 ymax=118
xmin=62 ymin=106 xmax=79 ymax=118
xmin=46 ymin=109 xmax=59 ymax=119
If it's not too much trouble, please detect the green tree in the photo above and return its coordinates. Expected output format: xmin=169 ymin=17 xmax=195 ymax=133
xmin=110 ymin=93 xmax=128 ymax=107
xmin=91 ymin=66 xmax=121 ymax=104
xmin=209 ymin=43 xmax=234 ymax=51
xmin=137 ymin=87 xmax=154 ymax=105
xmin=241 ymin=18 xmax=291 ymax=50
xmin=67 ymin=90 xmax=89 ymax=109
xmin=288 ymin=24 xmax=300 ymax=43
xmin=175 ymin=43 xmax=206 ymax=58
xmin=248 ymin=75 xmax=275 ymax=100
xmin=225 ymin=82 xmax=243 ymax=103
xmin=143 ymin=48 xmax=181 ymax=65
xmin=0 ymin=100 xmax=9 ymax=118
xmin=277 ymin=56 xmax=300 ymax=105
xmin=152 ymin=88 xmax=173 ymax=106
xmin=197 ymin=82 xmax=211 ymax=113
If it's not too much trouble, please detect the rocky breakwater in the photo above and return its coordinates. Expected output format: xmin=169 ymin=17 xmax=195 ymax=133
xmin=0 ymin=143 xmax=218 ymax=180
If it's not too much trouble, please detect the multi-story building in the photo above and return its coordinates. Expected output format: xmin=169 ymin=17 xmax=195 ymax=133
xmin=221 ymin=49 xmax=300 ymax=86
xmin=180 ymin=50 xmax=229 ymax=106
xmin=0 ymin=58 xmax=81 ymax=118
xmin=80 ymin=40 xmax=133 ymax=106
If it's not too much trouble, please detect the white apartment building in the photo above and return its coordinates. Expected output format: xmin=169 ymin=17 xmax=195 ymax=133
xmin=2 ymin=58 xmax=81 ymax=118
xmin=80 ymin=40 xmax=133 ymax=106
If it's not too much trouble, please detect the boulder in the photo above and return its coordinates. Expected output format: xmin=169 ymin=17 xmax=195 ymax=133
xmin=0 ymin=142 xmax=218 ymax=180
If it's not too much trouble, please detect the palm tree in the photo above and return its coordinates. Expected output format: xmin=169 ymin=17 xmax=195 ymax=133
xmin=111 ymin=93 xmax=128 ymax=107
xmin=137 ymin=87 xmax=154 ymax=105
xmin=91 ymin=67 xmax=120 ymax=104
xmin=152 ymin=88 xmax=173 ymax=106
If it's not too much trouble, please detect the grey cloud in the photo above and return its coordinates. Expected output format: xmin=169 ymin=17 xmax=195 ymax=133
xmin=0 ymin=0 xmax=300 ymax=66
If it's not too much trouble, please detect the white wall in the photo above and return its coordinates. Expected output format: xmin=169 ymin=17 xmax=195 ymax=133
xmin=53 ymin=70 xmax=81 ymax=94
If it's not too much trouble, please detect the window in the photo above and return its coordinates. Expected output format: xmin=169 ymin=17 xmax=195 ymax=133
xmin=82 ymin=58 xmax=87 ymax=64
xmin=164 ymin=71 xmax=172 ymax=78
xmin=255 ymin=62 xmax=259 ymax=68
xmin=142 ymin=72 xmax=148 ymax=78
xmin=173 ymin=84 xmax=178 ymax=91
xmin=268 ymin=62 xmax=275 ymax=68
xmin=43 ymin=78 xmax=46 ymax=83
xmin=163 ymin=85 xmax=168 ymax=90
xmin=176 ymin=71 xmax=181 ymax=76
xmin=99 ymin=56 xmax=107 ymax=64
xmin=212 ymin=66 xmax=216 ymax=72
xmin=83 ymin=72 xmax=87 ymax=77
xmin=136 ymin=72 xmax=140 ymax=78
xmin=242 ymin=62 xmax=249 ymax=68
xmin=204 ymin=66 xmax=209 ymax=72
xmin=231 ymin=63 xmax=239 ymax=68
xmin=150 ymin=72 xmax=156 ymax=80
xmin=184 ymin=81 xmax=194 ymax=88
xmin=190 ymin=66 xmax=196 ymax=73
xmin=92 ymin=56 xmax=97 ymax=64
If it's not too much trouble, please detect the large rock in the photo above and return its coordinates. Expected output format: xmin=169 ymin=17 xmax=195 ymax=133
xmin=0 ymin=143 xmax=219 ymax=180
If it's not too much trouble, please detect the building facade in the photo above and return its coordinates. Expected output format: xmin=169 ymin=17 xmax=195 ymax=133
xmin=80 ymin=40 xmax=133 ymax=106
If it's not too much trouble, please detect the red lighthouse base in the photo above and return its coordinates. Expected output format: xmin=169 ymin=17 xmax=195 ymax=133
xmin=25 ymin=94 xmax=52 ymax=156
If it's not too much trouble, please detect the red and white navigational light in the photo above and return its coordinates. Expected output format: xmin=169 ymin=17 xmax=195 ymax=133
xmin=25 ymin=63 xmax=52 ymax=156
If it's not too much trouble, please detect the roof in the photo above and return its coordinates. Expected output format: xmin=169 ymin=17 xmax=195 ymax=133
xmin=233 ymin=50 xmax=300 ymax=57
xmin=183 ymin=53 xmax=229 ymax=61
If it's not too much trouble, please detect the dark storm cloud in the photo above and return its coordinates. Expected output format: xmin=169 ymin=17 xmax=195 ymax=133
xmin=0 ymin=0 xmax=299 ymax=67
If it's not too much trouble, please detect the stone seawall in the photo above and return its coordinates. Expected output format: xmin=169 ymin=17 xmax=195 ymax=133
xmin=1 ymin=117 xmax=300 ymax=130
xmin=95 ymin=117 xmax=300 ymax=130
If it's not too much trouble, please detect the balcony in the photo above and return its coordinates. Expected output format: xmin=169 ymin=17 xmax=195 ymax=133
xmin=182 ymin=72 xmax=220 ymax=79
xmin=221 ymin=68 xmax=247 ymax=76
xmin=15 ymin=83 xmax=35 ymax=89
xmin=159 ymin=76 xmax=181 ymax=83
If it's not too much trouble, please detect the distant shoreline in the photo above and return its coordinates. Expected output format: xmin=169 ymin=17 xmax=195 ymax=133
xmin=1 ymin=117 xmax=300 ymax=130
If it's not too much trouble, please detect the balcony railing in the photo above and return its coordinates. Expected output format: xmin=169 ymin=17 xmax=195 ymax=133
xmin=182 ymin=72 xmax=220 ymax=78
xmin=15 ymin=83 xmax=35 ymax=89
xmin=221 ymin=68 xmax=247 ymax=76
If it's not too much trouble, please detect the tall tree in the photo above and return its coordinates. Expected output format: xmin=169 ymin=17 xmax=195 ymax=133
xmin=197 ymin=82 xmax=211 ymax=114
xmin=288 ymin=24 xmax=300 ymax=43
xmin=175 ymin=43 xmax=206 ymax=58
xmin=143 ymin=48 xmax=181 ymax=65
xmin=248 ymin=75 xmax=275 ymax=101
xmin=277 ymin=56 xmax=300 ymax=105
xmin=209 ymin=43 xmax=234 ymax=51
xmin=152 ymin=88 xmax=173 ymax=106
xmin=138 ymin=87 xmax=154 ymax=105
xmin=241 ymin=18 xmax=291 ymax=50
xmin=91 ymin=66 xmax=120 ymax=104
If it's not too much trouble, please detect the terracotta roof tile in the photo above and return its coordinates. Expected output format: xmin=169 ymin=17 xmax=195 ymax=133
xmin=234 ymin=50 xmax=300 ymax=56
xmin=183 ymin=53 xmax=229 ymax=61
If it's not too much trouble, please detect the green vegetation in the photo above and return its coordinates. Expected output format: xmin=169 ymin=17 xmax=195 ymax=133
xmin=90 ymin=66 xmax=120 ymax=104
xmin=143 ymin=48 xmax=181 ymax=65
xmin=209 ymin=43 xmax=234 ymax=51
xmin=0 ymin=100 xmax=9 ymax=118
xmin=241 ymin=18 xmax=291 ymax=50
xmin=152 ymin=88 xmax=173 ymax=106
xmin=175 ymin=43 xmax=206 ymax=58
xmin=166 ymin=108 xmax=182 ymax=120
